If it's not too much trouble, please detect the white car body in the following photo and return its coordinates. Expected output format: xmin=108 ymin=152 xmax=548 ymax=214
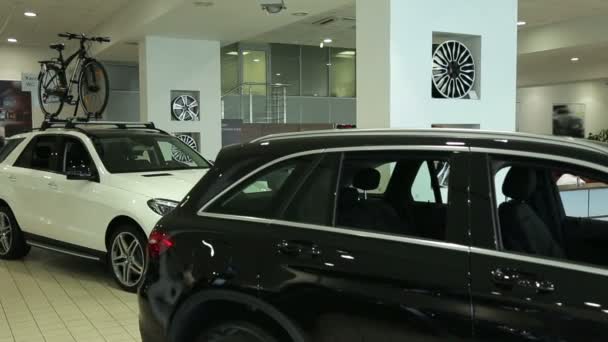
xmin=0 ymin=129 xmax=207 ymax=255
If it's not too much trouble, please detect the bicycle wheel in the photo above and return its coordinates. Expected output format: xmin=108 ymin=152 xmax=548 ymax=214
xmin=38 ymin=66 xmax=65 ymax=118
xmin=78 ymin=59 xmax=109 ymax=118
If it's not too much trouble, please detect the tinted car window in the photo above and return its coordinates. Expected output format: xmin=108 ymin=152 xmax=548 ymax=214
xmin=0 ymin=138 xmax=25 ymax=163
xmin=282 ymin=153 xmax=340 ymax=226
xmin=63 ymin=138 xmax=95 ymax=174
xmin=207 ymin=157 xmax=312 ymax=219
xmin=335 ymin=151 xmax=453 ymax=240
xmin=492 ymin=156 xmax=608 ymax=268
xmin=14 ymin=135 xmax=59 ymax=172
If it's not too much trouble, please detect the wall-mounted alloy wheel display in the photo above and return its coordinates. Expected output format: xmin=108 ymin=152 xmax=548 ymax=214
xmin=432 ymin=40 xmax=476 ymax=99
xmin=171 ymin=95 xmax=199 ymax=121
xmin=173 ymin=134 xmax=198 ymax=163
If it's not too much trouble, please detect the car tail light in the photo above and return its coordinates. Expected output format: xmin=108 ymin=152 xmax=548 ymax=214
xmin=148 ymin=229 xmax=174 ymax=258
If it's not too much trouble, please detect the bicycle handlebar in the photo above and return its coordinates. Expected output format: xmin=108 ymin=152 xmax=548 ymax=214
xmin=58 ymin=32 xmax=110 ymax=43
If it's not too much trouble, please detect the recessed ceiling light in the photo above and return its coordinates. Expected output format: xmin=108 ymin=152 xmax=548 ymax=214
xmin=275 ymin=73 xmax=281 ymax=76
xmin=24 ymin=11 xmax=37 ymax=17
xmin=292 ymin=12 xmax=309 ymax=17
xmin=253 ymin=58 xmax=260 ymax=62
xmin=7 ymin=38 xmax=17 ymax=43
xmin=517 ymin=21 xmax=527 ymax=26
xmin=323 ymin=38 xmax=333 ymax=43
xmin=226 ymin=51 xmax=238 ymax=55
xmin=319 ymin=42 xmax=324 ymax=48
xmin=571 ymin=57 xmax=580 ymax=62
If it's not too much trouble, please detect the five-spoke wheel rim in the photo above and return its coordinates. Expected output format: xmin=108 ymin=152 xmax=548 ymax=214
xmin=111 ymin=232 xmax=145 ymax=288
xmin=0 ymin=212 xmax=13 ymax=256
xmin=172 ymin=95 xmax=199 ymax=121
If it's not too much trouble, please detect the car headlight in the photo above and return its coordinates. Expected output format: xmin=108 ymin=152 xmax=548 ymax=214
xmin=147 ymin=199 xmax=179 ymax=216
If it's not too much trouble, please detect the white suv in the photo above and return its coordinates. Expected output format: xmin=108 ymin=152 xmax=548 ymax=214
xmin=0 ymin=121 xmax=211 ymax=291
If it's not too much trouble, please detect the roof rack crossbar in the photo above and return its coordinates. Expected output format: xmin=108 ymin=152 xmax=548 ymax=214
xmin=39 ymin=119 xmax=159 ymax=132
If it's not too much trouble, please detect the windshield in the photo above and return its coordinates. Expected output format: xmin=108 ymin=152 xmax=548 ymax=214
xmin=93 ymin=134 xmax=210 ymax=173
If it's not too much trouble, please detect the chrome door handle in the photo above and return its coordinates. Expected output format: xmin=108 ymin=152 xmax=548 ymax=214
xmin=491 ymin=268 xmax=555 ymax=293
xmin=48 ymin=181 xmax=58 ymax=188
xmin=276 ymin=240 xmax=322 ymax=258
xmin=7 ymin=175 xmax=16 ymax=182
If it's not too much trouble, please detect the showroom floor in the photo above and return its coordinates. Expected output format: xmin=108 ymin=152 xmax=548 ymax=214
xmin=0 ymin=248 xmax=140 ymax=342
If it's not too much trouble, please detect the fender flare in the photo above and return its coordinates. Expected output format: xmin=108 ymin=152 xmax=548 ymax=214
xmin=167 ymin=289 xmax=308 ymax=342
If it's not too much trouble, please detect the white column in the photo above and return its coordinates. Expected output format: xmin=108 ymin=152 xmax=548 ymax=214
xmin=139 ymin=36 xmax=222 ymax=160
xmin=356 ymin=0 xmax=518 ymax=131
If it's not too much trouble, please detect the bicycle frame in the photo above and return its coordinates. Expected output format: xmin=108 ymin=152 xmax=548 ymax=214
xmin=54 ymin=42 xmax=90 ymax=100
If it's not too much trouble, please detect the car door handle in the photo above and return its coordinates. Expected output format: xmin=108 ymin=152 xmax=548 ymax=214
xmin=48 ymin=181 xmax=58 ymax=189
xmin=7 ymin=175 xmax=16 ymax=182
xmin=276 ymin=240 xmax=322 ymax=258
xmin=491 ymin=268 xmax=555 ymax=293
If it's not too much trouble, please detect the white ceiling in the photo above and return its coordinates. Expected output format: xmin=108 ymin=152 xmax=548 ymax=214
xmin=0 ymin=0 xmax=131 ymax=48
xmin=518 ymin=0 xmax=608 ymax=28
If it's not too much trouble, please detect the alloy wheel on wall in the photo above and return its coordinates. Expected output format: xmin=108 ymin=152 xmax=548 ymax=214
xmin=171 ymin=95 xmax=199 ymax=121
xmin=172 ymin=134 xmax=198 ymax=163
xmin=432 ymin=40 xmax=476 ymax=99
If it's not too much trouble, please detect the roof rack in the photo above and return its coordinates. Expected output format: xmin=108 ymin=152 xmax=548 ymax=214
xmin=39 ymin=118 xmax=164 ymax=133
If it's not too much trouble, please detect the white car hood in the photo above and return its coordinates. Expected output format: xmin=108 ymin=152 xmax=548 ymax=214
xmin=107 ymin=169 xmax=208 ymax=201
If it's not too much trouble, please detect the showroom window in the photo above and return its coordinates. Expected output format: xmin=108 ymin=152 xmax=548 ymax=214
xmin=14 ymin=135 xmax=59 ymax=172
xmin=207 ymin=156 xmax=317 ymax=219
xmin=271 ymin=44 xmax=301 ymax=96
xmin=221 ymin=44 xmax=239 ymax=94
xmin=301 ymin=46 xmax=329 ymax=97
xmin=330 ymin=48 xmax=356 ymax=97
xmin=335 ymin=151 xmax=453 ymax=240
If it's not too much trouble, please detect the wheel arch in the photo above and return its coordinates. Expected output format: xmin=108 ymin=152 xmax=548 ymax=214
xmin=105 ymin=215 xmax=147 ymax=250
xmin=168 ymin=289 xmax=308 ymax=342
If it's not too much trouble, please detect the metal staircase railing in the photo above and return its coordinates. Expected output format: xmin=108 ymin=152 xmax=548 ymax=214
xmin=221 ymin=82 xmax=289 ymax=123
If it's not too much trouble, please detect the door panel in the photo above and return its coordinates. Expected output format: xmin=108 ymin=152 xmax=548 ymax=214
xmin=563 ymin=217 xmax=608 ymax=266
xmin=471 ymin=251 xmax=608 ymax=341
xmin=262 ymin=223 xmax=473 ymax=341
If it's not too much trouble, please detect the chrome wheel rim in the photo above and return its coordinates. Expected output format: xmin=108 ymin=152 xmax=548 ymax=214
xmin=172 ymin=95 xmax=199 ymax=121
xmin=111 ymin=232 xmax=145 ymax=287
xmin=432 ymin=40 xmax=476 ymax=99
xmin=0 ymin=212 xmax=13 ymax=255
xmin=172 ymin=134 xmax=198 ymax=163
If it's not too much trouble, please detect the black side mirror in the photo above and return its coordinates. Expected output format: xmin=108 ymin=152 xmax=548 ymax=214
xmin=66 ymin=164 xmax=98 ymax=181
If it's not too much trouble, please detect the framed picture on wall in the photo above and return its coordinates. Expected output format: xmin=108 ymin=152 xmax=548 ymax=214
xmin=553 ymin=103 xmax=585 ymax=138
xmin=0 ymin=80 xmax=33 ymax=139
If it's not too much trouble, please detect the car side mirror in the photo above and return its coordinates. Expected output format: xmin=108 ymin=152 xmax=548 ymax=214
xmin=66 ymin=164 xmax=98 ymax=181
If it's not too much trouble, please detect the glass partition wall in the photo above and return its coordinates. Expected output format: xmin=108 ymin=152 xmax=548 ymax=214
xmin=221 ymin=43 xmax=357 ymax=124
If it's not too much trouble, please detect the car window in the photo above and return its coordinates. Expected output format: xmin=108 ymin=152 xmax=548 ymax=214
xmin=335 ymin=151 xmax=453 ymax=240
xmin=63 ymin=138 xmax=95 ymax=174
xmin=206 ymin=157 xmax=312 ymax=219
xmin=282 ymin=153 xmax=340 ymax=226
xmin=492 ymin=156 xmax=608 ymax=269
xmin=0 ymin=138 xmax=25 ymax=163
xmin=14 ymin=135 xmax=59 ymax=172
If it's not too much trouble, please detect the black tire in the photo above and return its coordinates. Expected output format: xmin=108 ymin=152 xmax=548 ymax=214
xmin=38 ymin=66 xmax=65 ymax=119
xmin=197 ymin=321 xmax=279 ymax=342
xmin=79 ymin=59 xmax=109 ymax=119
xmin=108 ymin=224 xmax=147 ymax=292
xmin=0 ymin=205 xmax=31 ymax=260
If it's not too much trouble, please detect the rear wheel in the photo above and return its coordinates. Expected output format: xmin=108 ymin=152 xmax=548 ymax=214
xmin=38 ymin=66 xmax=65 ymax=119
xmin=108 ymin=225 xmax=146 ymax=292
xmin=79 ymin=60 xmax=109 ymax=119
xmin=196 ymin=321 xmax=279 ymax=342
xmin=0 ymin=206 xmax=30 ymax=260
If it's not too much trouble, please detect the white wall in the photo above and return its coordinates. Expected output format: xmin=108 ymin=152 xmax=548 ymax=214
xmin=517 ymin=80 xmax=608 ymax=136
xmin=357 ymin=0 xmax=518 ymax=131
xmin=139 ymin=36 xmax=222 ymax=160
xmin=0 ymin=45 xmax=54 ymax=129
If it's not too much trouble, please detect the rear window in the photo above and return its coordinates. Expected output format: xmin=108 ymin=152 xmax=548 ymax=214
xmin=0 ymin=138 xmax=25 ymax=163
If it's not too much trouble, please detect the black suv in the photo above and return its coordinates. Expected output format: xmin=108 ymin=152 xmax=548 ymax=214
xmin=139 ymin=129 xmax=608 ymax=342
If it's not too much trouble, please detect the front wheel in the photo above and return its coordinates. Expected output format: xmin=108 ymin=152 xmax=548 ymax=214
xmin=0 ymin=206 xmax=31 ymax=260
xmin=38 ymin=65 xmax=65 ymax=119
xmin=79 ymin=59 xmax=109 ymax=119
xmin=108 ymin=225 xmax=147 ymax=292
xmin=197 ymin=321 xmax=279 ymax=342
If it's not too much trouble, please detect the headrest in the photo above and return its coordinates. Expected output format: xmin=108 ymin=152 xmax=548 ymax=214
xmin=502 ymin=166 xmax=537 ymax=200
xmin=353 ymin=168 xmax=381 ymax=191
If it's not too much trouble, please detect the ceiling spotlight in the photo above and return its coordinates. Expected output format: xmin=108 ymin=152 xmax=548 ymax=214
xmin=571 ymin=57 xmax=580 ymax=62
xmin=517 ymin=21 xmax=527 ymax=26
xmin=275 ymin=73 xmax=281 ymax=76
xmin=253 ymin=58 xmax=261 ymax=62
xmin=292 ymin=12 xmax=309 ymax=17
xmin=24 ymin=11 xmax=37 ymax=17
xmin=323 ymin=38 xmax=333 ymax=43
xmin=320 ymin=42 xmax=324 ymax=48
xmin=7 ymin=38 xmax=17 ymax=43
xmin=259 ymin=0 xmax=286 ymax=14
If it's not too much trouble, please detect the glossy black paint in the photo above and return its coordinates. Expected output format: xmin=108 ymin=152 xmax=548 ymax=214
xmin=138 ymin=130 xmax=608 ymax=342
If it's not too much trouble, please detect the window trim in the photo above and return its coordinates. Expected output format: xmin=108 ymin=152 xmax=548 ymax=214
xmin=13 ymin=134 xmax=62 ymax=174
xmin=59 ymin=135 xmax=99 ymax=176
xmin=0 ymin=138 xmax=25 ymax=164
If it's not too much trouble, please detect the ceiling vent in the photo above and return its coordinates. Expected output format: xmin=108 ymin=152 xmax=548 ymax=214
xmin=312 ymin=17 xmax=338 ymax=26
